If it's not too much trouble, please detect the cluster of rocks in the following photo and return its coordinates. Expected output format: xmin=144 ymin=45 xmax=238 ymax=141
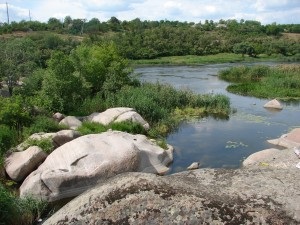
xmin=43 ymin=99 xmax=300 ymax=224
xmin=3 ymin=107 xmax=173 ymax=202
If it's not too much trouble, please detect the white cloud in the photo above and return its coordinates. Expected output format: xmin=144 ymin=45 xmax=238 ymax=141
xmin=1 ymin=0 xmax=299 ymax=24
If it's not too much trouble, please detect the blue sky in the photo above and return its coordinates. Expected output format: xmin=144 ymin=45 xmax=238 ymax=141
xmin=1 ymin=0 xmax=299 ymax=24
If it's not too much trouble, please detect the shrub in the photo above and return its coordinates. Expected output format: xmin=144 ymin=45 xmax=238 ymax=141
xmin=25 ymin=138 xmax=53 ymax=154
xmin=109 ymin=121 xmax=146 ymax=134
xmin=77 ymin=122 xmax=107 ymax=135
xmin=0 ymin=184 xmax=47 ymax=225
xmin=0 ymin=125 xmax=18 ymax=156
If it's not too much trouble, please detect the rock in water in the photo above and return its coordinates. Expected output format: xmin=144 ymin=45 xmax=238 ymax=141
xmin=20 ymin=131 xmax=173 ymax=202
xmin=44 ymin=169 xmax=300 ymax=224
xmin=263 ymin=99 xmax=283 ymax=110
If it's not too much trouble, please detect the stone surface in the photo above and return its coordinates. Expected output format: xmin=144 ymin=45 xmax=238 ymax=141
xmin=4 ymin=146 xmax=47 ymax=182
xmin=52 ymin=112 xmax=65 ymax=122
xmin=52 ymin=130 xmax=81 ymax=148
xmin=20 ymin=131 xmax=173 ymax=202
xmin=187 ymin=162 xmax=199 ymax=170
xmin=44 ymin=169 xmax=300 ymax=225
xmin=88 ymin=107 xmax=150 ymax=129
xmin=263 ymin=99 xmax=283 ymax=110
xmin=59 ymin=116 xmax=82 ymax=130
xmin=243 ymin=148 xmax=299 ymax=169
xmin=268 ymin=128 xmax=300 ymax=148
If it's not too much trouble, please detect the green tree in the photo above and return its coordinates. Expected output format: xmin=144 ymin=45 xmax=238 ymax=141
xmin=0 ymin=38 xmax=39 ymax=96
xmin=71 ymin=43 xmax=134 ymax=96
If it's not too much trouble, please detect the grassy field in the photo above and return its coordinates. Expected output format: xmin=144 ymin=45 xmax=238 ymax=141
xmin=131 ymin=53 xmax=285 ymax=66
xmin=219 ymin=64 xmax=300 ymax=99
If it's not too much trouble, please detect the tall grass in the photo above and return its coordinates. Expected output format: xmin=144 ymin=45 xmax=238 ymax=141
xmin=219 ymin=64 xmax=300 ymax=99
xmin=0 ymin=184 xmax=47 ymax=225
xmin=104 ymin=82 xmax=230 ymax=136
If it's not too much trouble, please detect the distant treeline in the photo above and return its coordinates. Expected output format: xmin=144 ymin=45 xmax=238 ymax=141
xmin=0 ymin=17 xmax=299 ymax=60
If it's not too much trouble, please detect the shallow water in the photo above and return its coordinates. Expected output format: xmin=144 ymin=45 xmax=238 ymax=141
xmin=135 ymin=62 xmax=300 ymax=173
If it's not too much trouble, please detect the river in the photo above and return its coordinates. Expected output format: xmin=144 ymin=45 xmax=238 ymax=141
xmin=135 ymin=62 xmax=300 ymax=173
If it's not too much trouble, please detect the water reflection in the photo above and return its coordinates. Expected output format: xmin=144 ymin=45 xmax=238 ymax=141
xmin=135 ymin=63 xmax=300 ymax=173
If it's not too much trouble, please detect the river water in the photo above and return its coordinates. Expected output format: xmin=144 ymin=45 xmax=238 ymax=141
xmin=135 ymin=62 xmax=300 ymax=173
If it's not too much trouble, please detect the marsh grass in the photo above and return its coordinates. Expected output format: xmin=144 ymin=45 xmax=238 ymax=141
xmin=219 ymin=64 xmax=300 ymax=98
xmin=77 ymin=121 xmax=146 ymax=135
xmin=132 ymin=53 xmax=280 ymax=66
xmin=105 ymin=82 xmax=230 ymax=137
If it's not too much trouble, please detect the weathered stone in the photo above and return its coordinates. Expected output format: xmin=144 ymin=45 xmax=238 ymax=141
xmin=59 ymin=116 xmax=82 ymax=130
xmin=52 ymin=112 xmax=65 ymax=122
xmin=263 ymin=99 xmax=283 ymax=110
xmin=268 ymin=128 xmax=300 ymax=148
xmin=52 ymin=130 xmax=81 ymax=148
xmin=20 ymin=131 xmax=173 ymax=202
xmin=4 ymin=146 xmax=47 ymax=182
xmin=88 ymin=107 xmax=150 ymax=129
xmin=44 ymin=169 xmax=300 ymax=225
xmin=187 ymin=162 xmax=200 ymax=170
xmin=243 ymin=148 xmax=299 ymax=169
xmin=14 ymin=133 xmax=56 ymax=152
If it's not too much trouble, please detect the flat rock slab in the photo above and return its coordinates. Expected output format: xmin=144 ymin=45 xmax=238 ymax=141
xmin=243 ymin=148 xmax=299 ymax=169
xmin=44 ymin=169 xmax=300 ymax=224
xmin=268 ymin=128 xmax=300 ymax=148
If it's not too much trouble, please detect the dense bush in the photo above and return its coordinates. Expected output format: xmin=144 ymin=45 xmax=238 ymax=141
xmin=0 ymin=184 xmax=47 ymax=225
xmin=0 ymin=125 xmax=17 ymax=156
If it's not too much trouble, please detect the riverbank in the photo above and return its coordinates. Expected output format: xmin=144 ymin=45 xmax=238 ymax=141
xmin=131 ymin=53 xmax=298 ymax=66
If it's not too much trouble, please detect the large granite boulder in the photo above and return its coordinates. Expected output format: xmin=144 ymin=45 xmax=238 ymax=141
xmin=44 ymin=169 xmax=300 ymax=225
xmin=4 ymin=146 xmax=47 ymax=182
xmin=88 ymin=107 xmax=150 ymax=130
xmin=263 ymin=99 xmax=283 ymax=110
xmin=20 ymin=131 xmax=173 ymax=202
xmin=268 ymin=128 xmax=300 ymax=148
xmin=52 ymin=130 xmax=81 ymax=148
xmin=59 ymin=116 xmax=82 ymax=130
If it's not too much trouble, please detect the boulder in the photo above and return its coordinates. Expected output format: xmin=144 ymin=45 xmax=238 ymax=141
xmin=52 ymin=112 xmax=65 ymax=122
xmin=59 ymin=116 xmax=82 ymax=130
xmin=4 ymin=146 xmax=47 ymax=182
xmin=243 ymin=148 xmax=299 ymax=169
xmin=20 ymin=131 xmax=173 ymax=202
xmin=88 ymin=107 xmax=150 ymax=130
xmin=187 ymin=162 xmax=200 ymax=170
xmin=52 ymin=130 xmax=81 ymax=148
xmin=44 ymin=169 xmax=300 ymax=224
xmin=263 ymin=99 xmax=283 ymax=110
xmin=268 ymin=128 xmax=300 ymax=148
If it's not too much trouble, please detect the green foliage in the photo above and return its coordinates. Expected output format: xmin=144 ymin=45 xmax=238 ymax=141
xmin=104 ymin=82 xmax=230 ymax=137
xmin=219 ymin=64 xmax=300 ymax=98
xmin=0 ymin=96 xmax=31 ymax=132
xmin=110 ymin=121 xmax=146 ymax=134
xmin=22 ymin=115 xmax=64 ymax=138
xmin=71 ymin=43 xmax=134 ymax=96
xmin=0 ymin=184 xmax=47 ymax=225
xmin=77 ymin=122 xmax=107 ymax=135
xmin=77 ymin=121 xmax=146 ymax=135
xmin=25 ymin=138 xmax=53 ymax=154
xmin=0 ymin=125 xmax=17 ymax=156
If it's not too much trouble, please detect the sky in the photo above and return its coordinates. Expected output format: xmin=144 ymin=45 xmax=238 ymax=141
xmin=0 ymin=0 xmax=299 ymax=25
